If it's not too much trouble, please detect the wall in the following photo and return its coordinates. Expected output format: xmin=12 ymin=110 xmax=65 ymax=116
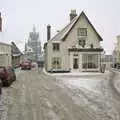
xmin=0 ymin=43 xmax=12 ymax=66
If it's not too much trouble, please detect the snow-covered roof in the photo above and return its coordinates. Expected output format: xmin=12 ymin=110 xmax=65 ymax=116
xmin=50 ymin=11 xmax=103 ymax=42
xmin=0 ymin=41 xmax=11 ymax=46
xmin=11 ymin=42 xmax=22 ymax=55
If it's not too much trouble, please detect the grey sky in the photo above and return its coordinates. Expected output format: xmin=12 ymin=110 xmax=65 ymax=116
xmin=0 ymin=0 xmax=120 ymax=54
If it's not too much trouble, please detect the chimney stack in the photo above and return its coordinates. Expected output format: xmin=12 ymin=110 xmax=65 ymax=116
xmin=0 ymin=12 xmax=2 ymax=31
xmin=47 ymin=24 xmax=51 ymax=41
xmin=69 ymin=10 xmax=77 ymax=21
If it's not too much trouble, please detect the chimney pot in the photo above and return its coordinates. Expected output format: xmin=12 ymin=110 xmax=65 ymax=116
xmin=69 ymin=9 xmax=77 ymax=21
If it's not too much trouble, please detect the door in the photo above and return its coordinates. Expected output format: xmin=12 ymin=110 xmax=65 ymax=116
xmin=73 ymin=58 xmax=79 ymax=69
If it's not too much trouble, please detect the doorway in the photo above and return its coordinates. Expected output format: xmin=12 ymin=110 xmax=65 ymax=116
xmin=73 ymin=58 xmax=79 ymax=69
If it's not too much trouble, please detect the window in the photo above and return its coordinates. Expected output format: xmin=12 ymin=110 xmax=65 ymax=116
xmin=77 ymin=28 xmax=87 ymax=36
xmin=78 ymin=37 xmax=86 ymax=48
xmin=53 ymin=43 xmax=60 ymax=51
xmin=82 ymin=54 xmax=98 ymax=69
xmin=52 ymin=57 xmax=61 ymax=69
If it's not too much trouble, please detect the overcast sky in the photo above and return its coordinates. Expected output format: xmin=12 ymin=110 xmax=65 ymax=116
xmin=0 ymin=0 xmax=120 ymax=54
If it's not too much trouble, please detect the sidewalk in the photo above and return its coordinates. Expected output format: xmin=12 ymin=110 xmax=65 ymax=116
xmin=113 ymin=70 xmax=120 ymax=94
xmin=43 ymin=68 xmax=106 ymax=77
xmin=14 ymin=67 xmax=22 ymax=76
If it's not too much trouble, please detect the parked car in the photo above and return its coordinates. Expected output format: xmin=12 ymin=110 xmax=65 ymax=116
xmin=21 ymin=61 xmax=32 ymax=70
xmin=0 ymin=66 xmax=16 ymax=86
xmin=0 ymin=79 xmax=2 ymax=94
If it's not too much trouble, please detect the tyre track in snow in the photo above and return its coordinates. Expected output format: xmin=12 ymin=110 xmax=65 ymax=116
xmin=40 ymin=72 xmax=98 ymax=120
xmin=6 ymin=70 xmax=98 ymax=120
xmin=6 ymin=70 xmax=120 ymax=120
xmin=54 ymin=71 xmax=120 ymax=120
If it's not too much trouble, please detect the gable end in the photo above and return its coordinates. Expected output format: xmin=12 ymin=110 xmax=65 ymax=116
xmin=62 ymin=11 xmax=103 ymax=41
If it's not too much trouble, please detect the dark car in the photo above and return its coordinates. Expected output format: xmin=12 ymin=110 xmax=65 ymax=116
xmin=0 ymin=66 xmax=16 ymax=86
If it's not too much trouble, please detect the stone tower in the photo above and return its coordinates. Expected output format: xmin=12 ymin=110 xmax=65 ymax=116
xmin=26 ymin=26 xmax=42 ymax=61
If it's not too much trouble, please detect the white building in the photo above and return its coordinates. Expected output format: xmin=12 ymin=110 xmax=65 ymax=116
xmin=104 ymin=55 xmax=113 ymax=69
xmin=113 ymin=35 xmax=120 ymax=65
xmin=44 ymin=10 xmax=104 ymax=72
xmin=0 ymin=42 xmax=12 ymax=66
xmin=0 ymin=13 xmax=12 ymax=66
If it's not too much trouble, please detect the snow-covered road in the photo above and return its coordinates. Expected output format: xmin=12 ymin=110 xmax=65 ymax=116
xmin=0 ymin=69 xmax=120 ymax=120
xmin=53 ymin=71 xmax=120 ymax=120
xmin=0 ymin=68 xmax=24 ymax=120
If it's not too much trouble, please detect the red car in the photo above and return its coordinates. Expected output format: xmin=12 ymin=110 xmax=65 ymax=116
xmin=21 ymin=61 xmax=32 ymax=70
xmin=0 ymin=66 xmax=16 ymax=86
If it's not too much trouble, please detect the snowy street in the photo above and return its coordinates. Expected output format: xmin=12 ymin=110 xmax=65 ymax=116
xmin=54 ymin=71 xmax=120 ymax=119
xmin=0 ymin=69 xmax=120 ymax=120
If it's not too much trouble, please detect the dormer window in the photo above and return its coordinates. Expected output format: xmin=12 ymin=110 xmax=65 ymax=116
xmin=53 ymin=43 xmax=60 ymax=51
xmin=77 ymin=28 xmax=87 ymax=36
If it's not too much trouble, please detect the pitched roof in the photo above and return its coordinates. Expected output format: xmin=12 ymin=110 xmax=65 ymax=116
xmin=50 ymin=11 xmax=103 ymax=42
xmin=0 ymin=41 xmax=11 ymax=46
xmin=11 ymin=42 xmax=22 ymax=55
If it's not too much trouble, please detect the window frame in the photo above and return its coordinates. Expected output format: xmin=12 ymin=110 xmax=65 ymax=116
xmin=82 ymin=54 xmax=98 ymax=69
xmin=77 ymin=28 xmax=87 ymax=36
xmin=52 ymin=57 xmax=61 ymax=69
xmin=53 ymin=43 xmax=60 ymax=51
xmin=78 ymin=37 xmax=86 ymax=48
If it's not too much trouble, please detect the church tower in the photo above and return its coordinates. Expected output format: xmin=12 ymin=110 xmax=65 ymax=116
xmin=26 ymin=25 xmax=42 ymax=62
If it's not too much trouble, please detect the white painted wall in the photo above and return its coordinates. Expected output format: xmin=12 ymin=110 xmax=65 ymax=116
xmin=0 ymin=43 xmax=12 ymax=66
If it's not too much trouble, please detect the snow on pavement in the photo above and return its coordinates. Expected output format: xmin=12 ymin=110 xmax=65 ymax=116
xmin=57 ymin=77 xmax=103 ymax=94
xmin=112 ymin=69 xmax=120 ymax=96
xmin=0 ymin=89 xmax=9 ymax=120
xmin=54 ymin=73 xmax=105 ymax=110
xmin=43 ymin=69 xmax=105 ymax=95
xmin=45 ymin=71 xmax=119 ymax=120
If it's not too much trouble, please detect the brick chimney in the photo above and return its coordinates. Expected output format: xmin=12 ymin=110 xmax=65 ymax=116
xmin=0 ymin=12 xmax=2 ymax=31
xmin=69 ymin=10 xmax=77 ymax=21
xmin=47 ymin=24 xmax=51 ymax=41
